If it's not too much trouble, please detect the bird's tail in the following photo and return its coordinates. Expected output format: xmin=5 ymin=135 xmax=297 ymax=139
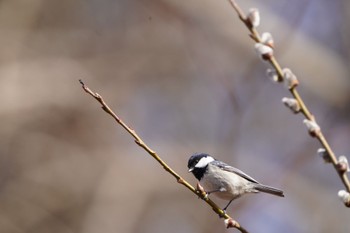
xmin=254 ymin=184 xmax=284 ymax=197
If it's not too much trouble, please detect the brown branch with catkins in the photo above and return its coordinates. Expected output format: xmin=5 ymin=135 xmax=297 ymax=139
xmin=227 ymin=0 xmax=350 ymax=207
xmin=79 ymin=80 xmax=249 ymax=232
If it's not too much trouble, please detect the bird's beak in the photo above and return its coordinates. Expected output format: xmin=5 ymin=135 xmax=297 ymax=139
xmin=188 ymin=167 xmax=194 ymax=172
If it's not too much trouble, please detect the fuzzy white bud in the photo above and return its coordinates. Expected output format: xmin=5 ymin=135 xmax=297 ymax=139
xmin=283 ymin=68 xmax=299 ymax=89
xmin=224 ymin=218 xmax=237 ymax=229
xmin=338 ymin=190 xmax=350 ymax=206
xmin=261 ymin=32 xmax=274 ymax=48
xmin=303 ymin=119 xmax=321 ymax=137
xmin=282 ymin=97 xmax=300 ymax=113
xmin=255 ymin=43 xmax=273 ymax=60
xmin=317 ymin=148 xmax=331 ymax=163
xmin=338 ymin=155 xmax=350 ymax=173
xmin=247 ymin=8 xmax=260 ymax=28
xmin=266 ymin=69 xmax=280 ymax=82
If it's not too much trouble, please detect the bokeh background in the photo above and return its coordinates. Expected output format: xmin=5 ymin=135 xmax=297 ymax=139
xmin=1 ymin=0 xmax=350 ymax=232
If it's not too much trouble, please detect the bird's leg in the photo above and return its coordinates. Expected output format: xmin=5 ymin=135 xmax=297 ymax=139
xmin=221 ymin=197 xmax=237 ymax=215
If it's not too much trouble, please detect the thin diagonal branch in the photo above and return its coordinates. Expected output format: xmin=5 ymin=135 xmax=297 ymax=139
xmin=227 ymin=0 xmax=350 ymax=204
xmin=79 ymin=80 xmax=249 ymax=232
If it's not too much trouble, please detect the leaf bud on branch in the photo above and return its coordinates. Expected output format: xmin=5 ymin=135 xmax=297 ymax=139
xmin=282 ymin=97 xmax=300 ymax=113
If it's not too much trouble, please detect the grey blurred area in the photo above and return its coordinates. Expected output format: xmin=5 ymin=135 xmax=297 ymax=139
xmin=1 ymin=0 xmax=350 ymax=232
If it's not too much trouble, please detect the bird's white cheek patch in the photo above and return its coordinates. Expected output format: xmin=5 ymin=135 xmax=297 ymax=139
xmin=195 ymin=156 xmax=215 ymax=168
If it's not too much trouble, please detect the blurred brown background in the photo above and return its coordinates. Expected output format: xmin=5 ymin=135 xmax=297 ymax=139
xmin=1 ymin=0 xmax=350 ymax=232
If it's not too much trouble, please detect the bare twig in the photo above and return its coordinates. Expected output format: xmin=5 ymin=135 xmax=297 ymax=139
xmin=227 ymin=0 xmax=350 ymax=205
xmin=79 ymin=80 xmax=249 ymax=232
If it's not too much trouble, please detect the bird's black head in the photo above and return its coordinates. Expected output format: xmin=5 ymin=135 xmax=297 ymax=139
xmin=188 ymin=153 xmax=214 ymax=180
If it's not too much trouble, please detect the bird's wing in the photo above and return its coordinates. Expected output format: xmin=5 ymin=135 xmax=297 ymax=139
xmin=211 ymin=160 xmax=259 ymax=184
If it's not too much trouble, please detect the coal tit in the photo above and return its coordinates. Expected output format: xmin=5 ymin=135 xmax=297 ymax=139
xmin=188 ymin=153 xmax=284 ymax=211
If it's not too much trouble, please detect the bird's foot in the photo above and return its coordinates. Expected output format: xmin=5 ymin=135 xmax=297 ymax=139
xmin=195 ymin=182 xmax=208 ymax=199
xmin=218 ymin=209 xmax=227 ymax=218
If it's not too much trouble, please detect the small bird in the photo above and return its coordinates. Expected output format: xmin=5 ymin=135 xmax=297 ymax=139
xmin=188 ymin=153 xmax=284 ymax=211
